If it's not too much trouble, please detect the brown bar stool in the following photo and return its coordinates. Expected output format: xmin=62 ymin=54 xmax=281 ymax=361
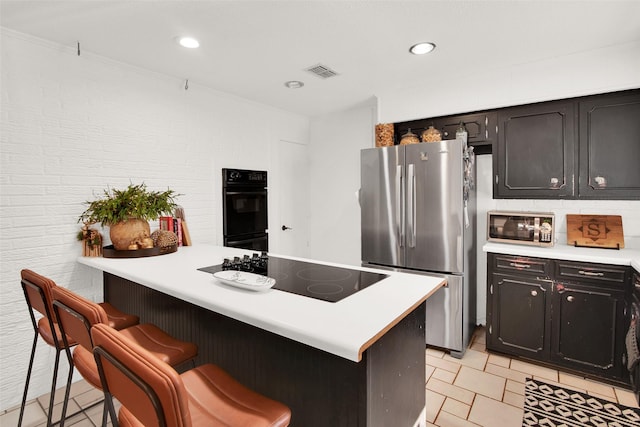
xmin=91 ymin=323 xmax=292 ymax=427
xmin=18 ymin=269 xmax=139 ymax=427
xmin=51 ymin=286 xmax=198 ymax=426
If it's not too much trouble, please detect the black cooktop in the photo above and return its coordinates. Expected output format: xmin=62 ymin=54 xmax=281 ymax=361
xmin=198 ymin=253 xmax=388 ymax=303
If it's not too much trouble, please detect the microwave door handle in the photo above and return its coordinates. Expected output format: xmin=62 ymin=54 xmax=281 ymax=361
xmin=408 ymin=163 xmax=416 ymax=248
xmin=396 ymin=165 xmax=404 ymax=247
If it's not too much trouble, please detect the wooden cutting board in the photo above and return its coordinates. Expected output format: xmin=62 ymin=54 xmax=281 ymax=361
xmin=566 ymin=214 xmax=624 ymax=249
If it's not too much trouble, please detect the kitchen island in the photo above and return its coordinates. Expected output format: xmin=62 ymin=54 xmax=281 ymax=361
xmin=78 ymin=244 xmax=445 ymax=427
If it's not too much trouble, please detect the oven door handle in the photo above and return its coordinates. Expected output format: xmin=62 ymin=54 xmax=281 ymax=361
xmin=224 ymin=190 xmax=267 ymax=196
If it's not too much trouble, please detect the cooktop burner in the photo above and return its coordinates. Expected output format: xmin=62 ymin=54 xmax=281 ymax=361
xmin=198 ymin=253 xmax=388 ymax=303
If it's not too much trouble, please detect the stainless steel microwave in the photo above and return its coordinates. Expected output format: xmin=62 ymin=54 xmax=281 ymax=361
xmin=487 ymin=211 xmax=555 ymax=247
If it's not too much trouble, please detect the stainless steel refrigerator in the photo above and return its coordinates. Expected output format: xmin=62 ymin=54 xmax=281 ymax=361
xmin=360 ymin=139 xmax=476 ymax=358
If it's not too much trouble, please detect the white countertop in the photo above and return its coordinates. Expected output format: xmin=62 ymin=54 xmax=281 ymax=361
xmin=483 ymin=242 xmax=640 ymax=271
xmin=78 ymin=244 xmax=445 ymax=362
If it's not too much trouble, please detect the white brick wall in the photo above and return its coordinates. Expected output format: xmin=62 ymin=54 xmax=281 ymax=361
xmin=0 ymin=29 xmax=309 ymax=411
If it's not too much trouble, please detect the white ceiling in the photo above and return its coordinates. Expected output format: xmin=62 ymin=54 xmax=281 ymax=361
xmin=2 ymin=1 xmax=639 ymax=117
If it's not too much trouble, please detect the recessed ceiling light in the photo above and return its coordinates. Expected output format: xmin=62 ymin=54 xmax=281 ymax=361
xmin=284 ymin=81 xmax=304 ymax=89
xmin=177 ymin=36 xmax=200 ymax=49
xmin=409 ymin=42 xmax=436 ymax=55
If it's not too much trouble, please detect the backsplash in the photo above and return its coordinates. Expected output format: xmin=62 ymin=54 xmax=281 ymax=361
xmin=476 ymin=156 xmax=640 ymax=249
xmin=491 ymin=195 xmax=640 ymax=249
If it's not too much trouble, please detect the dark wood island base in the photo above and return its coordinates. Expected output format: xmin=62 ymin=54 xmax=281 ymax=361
xmin=105 ymin=272 xmax=427 ymax=427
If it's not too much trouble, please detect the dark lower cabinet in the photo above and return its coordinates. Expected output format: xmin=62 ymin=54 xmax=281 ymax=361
xmin=488 ymin=273 xmax=551 ymax=358
xmin=487 ymin=253 xmax=631 ymax=385
xmin=631 ymin=270 xmax=640 ymax=404
xmin=551 ymin=281 xmax=625 ymax=380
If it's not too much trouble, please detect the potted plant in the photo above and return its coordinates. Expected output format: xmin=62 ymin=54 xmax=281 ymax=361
xmin=78 ymin=183 xmax=179 ymax=251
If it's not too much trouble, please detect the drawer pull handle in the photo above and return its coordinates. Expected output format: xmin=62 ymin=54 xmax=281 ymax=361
xmin=578 ymin=270 xmax=604 ymax=277
xmin=509 ymin=263 xmax=531 ymax=269
xmin=531 ymin=290 xmax=538 ymax=297
xmin=567 ymin=295 xmax=575 ymax=302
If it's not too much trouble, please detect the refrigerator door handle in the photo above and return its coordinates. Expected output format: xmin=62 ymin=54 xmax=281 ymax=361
xmin=408 ymin=163 xmax=416 ymax=248
xmin=396 ymin=165 xmax=404 ymax=246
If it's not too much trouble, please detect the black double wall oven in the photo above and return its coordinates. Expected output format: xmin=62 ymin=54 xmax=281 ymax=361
xmin=222 ymin=168 xmax=268 ymax=251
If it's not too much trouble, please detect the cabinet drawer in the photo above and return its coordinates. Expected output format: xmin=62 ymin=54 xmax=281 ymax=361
xmin=555 ymin=261 xmax=630 ymax=287
xmin=490 ymin=253 xmax=551 ymax=277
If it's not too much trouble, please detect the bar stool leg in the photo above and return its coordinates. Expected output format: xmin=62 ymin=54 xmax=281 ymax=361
xmin=57 ymin=343 xmax=76 ymax=427
xmin=46 ymin=347 xmax=62 ymax=426
xmin=101 ymin=395 xmax=114 ymax=427
xmin=17 ymin=330 xmax=39 ymax=427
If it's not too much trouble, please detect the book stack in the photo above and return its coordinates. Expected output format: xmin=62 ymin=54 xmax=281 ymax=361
xmin=159 ymin=216 xmax=183 ymax=246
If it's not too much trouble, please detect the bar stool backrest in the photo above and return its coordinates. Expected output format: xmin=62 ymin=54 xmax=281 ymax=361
xmin=51 ymin=286 xmax=109 ymax=351
xmin=21 ymin=269 xmax=57 ymax=324
xmin=91 ymin=323 xmax=192 ymax=427
xmin=20 ymin=269 xmax=63 ymax=348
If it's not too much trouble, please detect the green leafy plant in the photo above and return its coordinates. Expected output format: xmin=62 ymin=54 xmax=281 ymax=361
xmin=78 ymin=183 xmax=179 ymax=226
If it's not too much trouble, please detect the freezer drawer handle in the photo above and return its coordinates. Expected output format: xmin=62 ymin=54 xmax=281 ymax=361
xmin=578 ymin=270 xmax=604 ymax=277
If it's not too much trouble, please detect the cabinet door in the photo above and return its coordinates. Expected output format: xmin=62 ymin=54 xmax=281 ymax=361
xmin=437 ymin=112 xmax=497 ymax=155
xmin=578 ymin=90 xmax=640 ymax=199
xmin=394 ymin=112 xmax=497 ymax=154
xmin=495 ymin=101 xmax=575 ymax=198
xmin=551 ymin=282 xmax=625 ymax=379
xmin=487 ymin=272 xmax=551 ymax=358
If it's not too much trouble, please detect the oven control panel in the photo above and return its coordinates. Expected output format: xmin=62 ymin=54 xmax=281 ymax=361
xmin=223 ymin=168 xmax=267 ymax=187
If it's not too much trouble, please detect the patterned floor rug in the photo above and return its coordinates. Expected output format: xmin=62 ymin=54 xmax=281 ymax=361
xmin=523 ymin=378 xmax=640 ymax=427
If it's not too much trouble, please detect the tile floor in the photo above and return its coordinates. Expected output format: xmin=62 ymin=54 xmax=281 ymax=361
xmin=1 ymin=326 xmax=638 ymax=426
xmin=0 ymin=379 xmax=120 ymax=427
xmin=425 ymin=327 xmax=640 ymax=426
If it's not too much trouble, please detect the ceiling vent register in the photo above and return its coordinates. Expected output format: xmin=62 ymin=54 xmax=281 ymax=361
xmin=305 ymin=64 xmax=339 ymax=79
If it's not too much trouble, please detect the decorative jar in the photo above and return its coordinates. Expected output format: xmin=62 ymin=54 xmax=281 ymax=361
xmin=375 ymin=123 xmax=395 ymax=147
xmin=400 ymin=129 xmax=420 ymax=145
xmin=421 ymin=125 xmax=442 ymax=143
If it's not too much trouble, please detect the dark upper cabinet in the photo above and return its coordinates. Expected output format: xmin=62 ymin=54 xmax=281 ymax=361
xmin=495 ymin=101 xmax=575 ymax=198
xmin=493 ymin=89 xmax=639 ymax=200
xmin=395 ymin=112 xmax=497 ymax=155
xmin=393 ymin=89 xmax=638 ymax=200
xmin=578 ymin=91 xmax=640 ymax=199
xmin=435 ymin=112 xmax=497 ymax=155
